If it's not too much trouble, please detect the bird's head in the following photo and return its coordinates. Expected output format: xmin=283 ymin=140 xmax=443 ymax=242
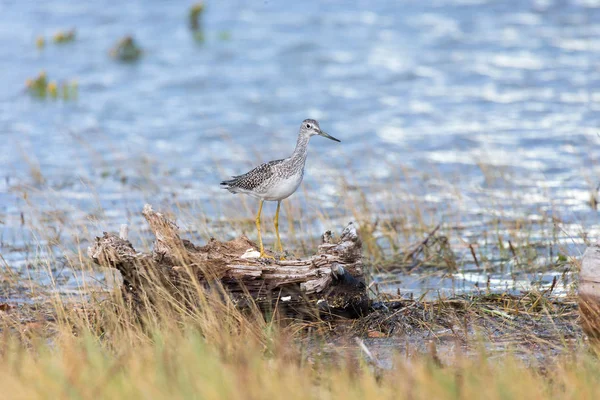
xmin=300 ymin=119 xmax=340 ymax=142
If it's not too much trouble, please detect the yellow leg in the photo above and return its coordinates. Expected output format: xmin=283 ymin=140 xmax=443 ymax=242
xmin=256 ymin=200 xmax=273 ymax=259
xmin=274 ymin=200 xmax=285 ymax=258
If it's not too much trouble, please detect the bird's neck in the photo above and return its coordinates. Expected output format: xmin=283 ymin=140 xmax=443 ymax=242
xmin=290 ymin=132 xmax=310 ymax=165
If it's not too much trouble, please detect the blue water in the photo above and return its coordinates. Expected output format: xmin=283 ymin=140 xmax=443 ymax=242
xmin=1 ymin=0 xmax=599 ymax=299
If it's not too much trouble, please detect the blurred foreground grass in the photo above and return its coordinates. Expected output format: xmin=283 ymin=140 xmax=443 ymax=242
xmin=0 ymin=282 xmax=594 ymax=400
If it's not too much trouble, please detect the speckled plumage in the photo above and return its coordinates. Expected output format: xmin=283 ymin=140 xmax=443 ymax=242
xmin=220 ymin=118 xmax=340 ymax=258
xmin=222 ymin=158 xmax=287 ymax=192
xmin=221 ymin=119 xmax=328 ymax=201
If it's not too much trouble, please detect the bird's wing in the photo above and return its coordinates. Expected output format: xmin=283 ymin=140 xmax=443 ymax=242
xmin=222 ymin=159 xmax=284 ymax=190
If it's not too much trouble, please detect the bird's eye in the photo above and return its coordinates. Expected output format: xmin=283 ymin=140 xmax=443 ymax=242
xmin=306 ymin=124 xmax=311 ymax=129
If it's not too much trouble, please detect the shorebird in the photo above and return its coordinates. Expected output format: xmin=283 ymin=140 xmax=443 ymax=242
xmin=221 ymin=119 xmax=340 ymax=259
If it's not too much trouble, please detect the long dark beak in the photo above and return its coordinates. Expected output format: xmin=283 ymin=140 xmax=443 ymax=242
xmin=318 ymin=130 xmax=341 ymax=142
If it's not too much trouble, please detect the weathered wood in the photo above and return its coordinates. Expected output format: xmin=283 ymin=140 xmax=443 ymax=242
xmin=88 ymin=204 xmax=369 ymax=318
xmin=580 ymin=240 xmax=600 ymax=339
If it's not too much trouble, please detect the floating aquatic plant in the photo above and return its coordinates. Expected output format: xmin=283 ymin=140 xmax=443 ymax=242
xmin=60 ymin=80 xmax=78 ymax=100
xmin=110 ymin=35 xmax=143 ymax=61
xmin=35 ymin=29 xmax=76 ymax=49
xmin=189 ymin=2 xmax=205 ymax=31
xmin=52 ymin=29 xmax=76 ymax=43
xmin=25 ymin=71 xmax=78 ymax=100
xmin=25 ymin=71 xmax=48 ymax=97
xmin=35 ymin=36 xmax=45 ymax=49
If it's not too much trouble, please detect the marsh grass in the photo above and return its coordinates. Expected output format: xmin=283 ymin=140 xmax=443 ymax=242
xmin=0 ymin=134 xmax=595 ymax=398
xmin=0 ymin=274 xmax=594 ymax=400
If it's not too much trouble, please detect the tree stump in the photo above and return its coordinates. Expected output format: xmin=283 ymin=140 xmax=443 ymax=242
xmin=88 ymin=204 xmax=370 ymax=318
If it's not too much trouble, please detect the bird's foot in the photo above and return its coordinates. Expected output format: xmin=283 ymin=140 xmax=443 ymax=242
xmin=259 ymin=251 xmax=275 ymax=260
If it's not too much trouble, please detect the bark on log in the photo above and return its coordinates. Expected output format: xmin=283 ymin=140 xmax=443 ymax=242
xmin=88 ymin=204 xmax=369 ymax=318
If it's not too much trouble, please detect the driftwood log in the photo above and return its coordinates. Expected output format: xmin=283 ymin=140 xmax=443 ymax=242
xmin=88 ymin=204 xmax=369 ymax=318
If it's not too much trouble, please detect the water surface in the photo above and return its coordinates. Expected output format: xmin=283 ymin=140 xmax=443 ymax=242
xmin=1 ymin=0 xmax=599 ymax=299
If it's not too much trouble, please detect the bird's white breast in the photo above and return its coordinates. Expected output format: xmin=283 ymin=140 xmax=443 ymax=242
xmin=262 ymin=171 xmax=303 ymax=201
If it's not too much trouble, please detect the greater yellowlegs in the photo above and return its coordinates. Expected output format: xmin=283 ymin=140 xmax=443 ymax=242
xmin=221 ymin=119 xmax=340 ymax=259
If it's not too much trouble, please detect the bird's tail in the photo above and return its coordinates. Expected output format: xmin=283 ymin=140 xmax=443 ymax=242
xmin=220 ymin=178 xmax=238 ymax=193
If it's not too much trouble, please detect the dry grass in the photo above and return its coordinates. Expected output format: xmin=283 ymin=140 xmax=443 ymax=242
xmin=0 ymin=279 xmax=595 ymax=400
xmin=0 ymin=138 xmax=595 ymax=399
